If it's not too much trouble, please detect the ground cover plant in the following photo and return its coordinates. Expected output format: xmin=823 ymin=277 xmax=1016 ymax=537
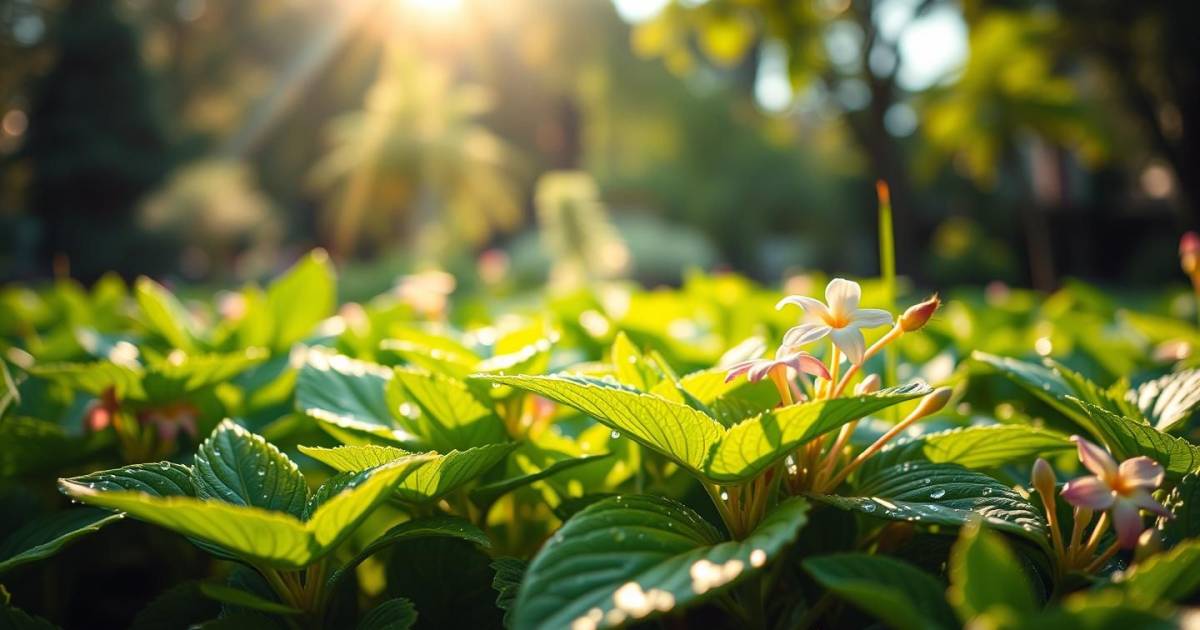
xmin=2 ymin=235 xmax=1200 ymax=629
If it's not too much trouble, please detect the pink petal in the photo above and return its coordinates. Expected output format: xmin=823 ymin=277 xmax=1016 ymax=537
xmin=825 ymin=278 xmax=861 ymax=319
xmin=1071 ymin=435 xmax=1118 ymax=479
xmin=830 ymin=326 xmax=867 ymax=365
xmin=776 ymin=295 xmax=832 ymax=325
xmin=723 ymin=361 xmax=755 ymax=383
xmin=1060 ymin=476 xmax=1115 ymax=510
xmin=782 ymin=324 xmax=831 ymax=347
xmin=1111 ymin=498 xmax=1145 ymax=549
xmin=746 ymin=361 xmax=775 ymax=383
xmin=781 ymin=352 xmax=831 ymax=380
xmin=850 ymin=308 xmax=893 ymax=329
xmin=1118 ymin=457 xmax=1164 ymax=490
xmin=1126 ymin=487 xmax=1172 ymax=518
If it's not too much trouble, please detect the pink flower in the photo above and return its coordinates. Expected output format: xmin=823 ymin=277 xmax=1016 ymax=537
xmin=776 ymin=278 xmax=893 ymax=365
xmin=1060 ymin=436 xmax=1171 ymax=548
xmin=724 ymin=348 xmax=830 ymax=384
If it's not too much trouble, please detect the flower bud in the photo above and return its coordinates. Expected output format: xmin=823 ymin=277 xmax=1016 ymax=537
xmin=855 ymin=373 xmax=882 ymax=395
xmin=899 ymin=294 xmax=941 ymax=332
xmin=1031 ymin=458 xmax=1056 ymax=499
xmin=911 ymin=387 xmax=952 ymax=420
xmin=1182 ymin=232 xmax=1200 ymax=277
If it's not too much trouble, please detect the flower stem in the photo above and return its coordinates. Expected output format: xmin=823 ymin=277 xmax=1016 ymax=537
xmin=822 ymin=403 xmax=924 ymax=490
xmin=831 ymin=325 xmax=904 ymax=398
xmin=1085 ymin=540 xmax=1121 ymax=573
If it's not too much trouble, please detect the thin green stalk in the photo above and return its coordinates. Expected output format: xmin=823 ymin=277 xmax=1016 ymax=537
xmin=876 ymin=181 xmax=898 ymax=419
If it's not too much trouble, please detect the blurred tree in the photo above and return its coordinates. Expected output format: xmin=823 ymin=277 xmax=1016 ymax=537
xmin=310 ymin=43 xmax=524 ymax=261
xmin=20 ymin=0 xmax=174 ymax=280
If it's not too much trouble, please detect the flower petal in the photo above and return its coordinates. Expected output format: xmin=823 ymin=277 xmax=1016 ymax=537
xmin=782 ymin=324 xmax=831 ymax=347
xmin=825 ymin=278 xmax=861 ymax=321
xmin=776 ymin=295 xmax=832 ymax=325
xmin=746 ymin=361 xmax=776 ymax=383
xmin=723 ymin=360 xmax=755 ymax=383
xmin=1060 ymin=476 xmax=1115 ymax=510
xmin=1071 ymin=435 xmax=1118 ymax=479
xmin=1118 ymin=457 xmax=1165 ymax=490
xmin=830 ymin=326 xmax=867 ymax=365
xmin=850 ymin=308 xmax=894 ymax=329
xmin=780 ymin=352 xmax=831 ymax=380
xmin=1111 ymin=498 xmax=1146 ymax=549
xmin=1126 ymin=487 xmax=1172 ymax=518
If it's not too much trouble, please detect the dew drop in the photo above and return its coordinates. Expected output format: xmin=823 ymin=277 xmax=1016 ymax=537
xmin=719 ymin=491 xmax=729 ymax=501
xmin=981 ymin=487 xmax=993 ymax=496
xmin=257 ymin=469 xmax=266 ymax=477
xmin=862 ymin=503 xmax=877 ymax=513
xmin=929 ymin=488 xmax=946 ymax=499
xmin=610 ymin=430 xmax=621 ymax=439
xmin=920 ymin=477 xmax=931 ymax=485
xmin=158 ymin=462 xmax=170 ymax=470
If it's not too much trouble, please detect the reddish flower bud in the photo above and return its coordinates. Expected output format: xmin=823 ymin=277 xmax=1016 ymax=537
xmin=911 ymin=387 xmax=952 ymax=420
xmin=1181 ymin=232 xmax=1200 ymax=276
xmin=899 ymin=294 xmax=941 ymax=332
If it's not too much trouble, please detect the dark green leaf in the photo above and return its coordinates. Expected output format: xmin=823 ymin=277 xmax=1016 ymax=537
xmin=330 ymin=516 xmax=490 ymax=592
xmin=947 ymin=522 xmax=1038 ymax=624
xmin=358 ymin=598 xmax=417 ymax=630
xmin=192 ymin=420 xmax=308 ymax=518
xmin=803 ymin=553 xmax=957 ymax=630
xmin=469 ymin=454 xmax=611 ymax=509
xmin=0 ymin=507 xmax=123 ymax=574
xmin=491 ymin=558 xmax=525 ymax=629
xmin=198 ymin=583 xmax=301 ymax=615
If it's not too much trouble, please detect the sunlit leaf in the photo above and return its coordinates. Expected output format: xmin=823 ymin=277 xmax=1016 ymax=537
xmin=511 ymin=495 xmax=809 ymax=630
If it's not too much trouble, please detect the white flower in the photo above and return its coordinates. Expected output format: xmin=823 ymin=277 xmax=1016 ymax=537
xmin=776 ymin=278 xmax=893 ymax=365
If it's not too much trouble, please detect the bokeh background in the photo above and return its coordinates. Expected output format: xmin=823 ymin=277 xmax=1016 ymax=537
xmin=2 ymin=0 xmax=1198 ymax=295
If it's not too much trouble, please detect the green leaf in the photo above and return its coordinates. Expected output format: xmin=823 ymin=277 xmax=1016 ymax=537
xmin=198 ymin=583 xmax=301 ymax=616
xmin=267 ymin=250 xmax=336 ymax=351
xmin=866 ymin=425 xmax=1072 ymax=473
xmin=706 ymin=383 xmax=931 ymax=481
xmin=0 ymin=508 xmax=123 ymax=574
xmin=300 ymin=443 xmax=513 ymax=504
xmin=358 ymin=598 xmax=417 ymax=630
xmin=145 ymin=349 xmax=268 ymax=396
xmin=491 ymin=558 xmax=525 ymax=628
xmin=67 ymin=461 xmax=197 ymax=496
xmin=511 ymin=495 xmax=809 ymax=630
xmin=1115 ymin=537 xmax=1200 ymax=604
xmin=330 ymin=516 xmax=490 ymax=591
xmin=610 ymin=331 xmax=659 ymax=390
xmin=473 ymin=374 xmax=722 ymax=477
xmin=391 ymin=369 xmax=505 ymax=451
xmin=469 ymin=453 xmax=612 ymax=509
xmin=296 ymin=348 xmax=418 ymax=447
xmin=0 ymin=360 xmax=18 ymax=419
xmin=802 ymin=553 xmax=958 ymax=630
xmin=60 ymin=454 xmax=433 ymax=569
xmin=948 ymin=521 xmax=1038 ymax=625
xmin=384 ymin=537 xmax=502 ymax=629
xmin=30 ymin=360 xmax=145 ymax=399
xmin=0 ymin=417 xmax=113 ymax=478
xmin=193 ymin=421 xmax=308 ymax=518
xmin=1074 ymin=400 xmax=1200 ymax=478
xmin=129 ymin=582 xmax=221 ymax=630
xmin=1131 ymin=369 xmax=1200 ymax=433
xmin=814 ymin=461 xmax=1048 ymax=546
xmin=136 ymin=277 xmax=199 ymax=353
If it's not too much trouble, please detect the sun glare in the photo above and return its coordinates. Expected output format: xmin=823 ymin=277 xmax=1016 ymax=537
xmin=404 ymin=0 xmax=463 ymax=14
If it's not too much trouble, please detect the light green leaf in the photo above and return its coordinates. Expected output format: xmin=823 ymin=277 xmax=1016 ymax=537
xmin=474 ymin=374 xmax=722 ymax=477
xmin=803 ymin=553 xmax=958 ymax=630
xmin=391 ymin=368 xmax=505 ymax=451
xmin=60 ymin=454 xmax=433 ymax=569
xmin=267 ymin=250 xmax=336 ymax=350
xmin=511 ymin=496 xmax=809 ymax=630
xmin=198 ymin=583 xmax=301 ymax=616
xmin=706 ymin=383 xmax=931 ymax=481
xmin=296 ymin=348 xmax=418 ymax=447
xmin=948 ymin=521 xmax=1038 ymax=625
xmin=357 ymin=598 xmax=417 ymax=630
xmin=1074 ymin=400 xmax=1200 ymax=478
xmin=610 ymin=331 xmax=658 ymax=390
xmin=0 ymin=508 xmax=124 ymax=574
xmin=136 ymin=277 xmax=199 ymax=353
xmin=300 ymin=443 xmax=514 ymax=504
xmin=380 ymin=329 xmax=480 ymax=381
xmin=30 ymin=360 xmax=145 ymax=399
xmin=1132 ymin=369 xmax=1200 ymax=433
xmin=814 ymin=460 xmax=1048 ymax=546
xmin=193 ymin=420 xmax=308 ymax=518
xmin=145 ymin=349 xmax=268 ymax=396
xmin=866 ymin=425 xmax=1072 ymax=473
xmin=469 ymin=453 xmax=612 ymax=509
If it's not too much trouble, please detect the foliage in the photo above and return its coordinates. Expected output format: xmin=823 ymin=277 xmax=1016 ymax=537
xmin=0 ymin=251 xmax=1198 ymax=628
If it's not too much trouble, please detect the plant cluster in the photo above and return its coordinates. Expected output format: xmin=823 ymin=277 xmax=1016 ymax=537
xmin=0 ymin=247 xmax=1199 ymax=629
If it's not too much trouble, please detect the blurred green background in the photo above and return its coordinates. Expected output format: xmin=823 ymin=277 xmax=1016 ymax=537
xmin=1 ymin=0 xmax=1197 ymax=294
